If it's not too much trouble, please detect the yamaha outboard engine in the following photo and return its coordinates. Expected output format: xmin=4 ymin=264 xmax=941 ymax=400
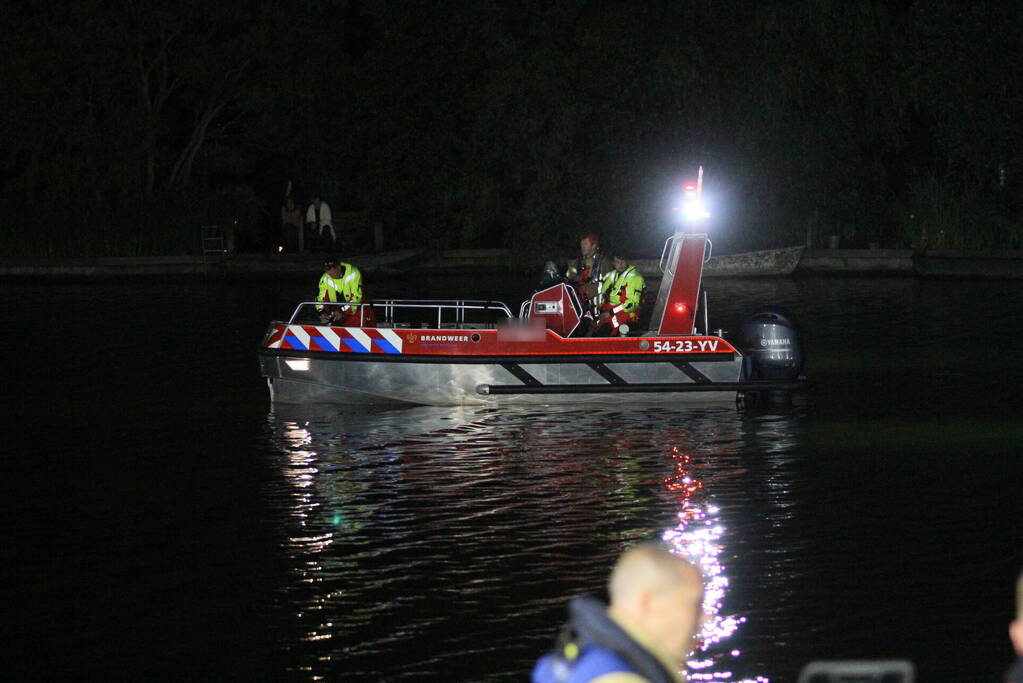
xmin=739 ymin=306 xmax=804 ymax=406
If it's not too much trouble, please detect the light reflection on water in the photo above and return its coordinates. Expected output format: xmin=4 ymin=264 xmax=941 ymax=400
xmin=266 ymin=403 xmax=802 ymax=681
xmin=663 ymin=445 xmax=768 ymax=683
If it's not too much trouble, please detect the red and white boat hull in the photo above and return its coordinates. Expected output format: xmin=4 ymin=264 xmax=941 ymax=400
xmin=258 ymin=324 xmax=745 ymax=405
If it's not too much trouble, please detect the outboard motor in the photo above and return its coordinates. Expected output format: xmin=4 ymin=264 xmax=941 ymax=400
xmin=739 ymin=306 xmax=804 ymax=406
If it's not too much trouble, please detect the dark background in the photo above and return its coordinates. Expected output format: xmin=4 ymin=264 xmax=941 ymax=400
xmin=3 ymin=1 xmax=1022 ymax=258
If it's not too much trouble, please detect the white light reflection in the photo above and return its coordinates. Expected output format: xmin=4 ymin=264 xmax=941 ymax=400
xmin=661 ymin=447 xmax=768 ymax=683
xmin=279 ymin=420 xmax=335 ymax=647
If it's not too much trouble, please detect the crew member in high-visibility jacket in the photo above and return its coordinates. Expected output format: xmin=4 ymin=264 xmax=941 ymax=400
xmin=591 ymin=250 xmax=645 ymax=337
xmin=317 ymin=258 xmax=375 ymax=326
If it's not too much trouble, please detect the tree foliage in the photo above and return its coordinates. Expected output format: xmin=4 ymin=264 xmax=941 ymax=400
xmin=2 ymin=0 xmax=1021 ymax=256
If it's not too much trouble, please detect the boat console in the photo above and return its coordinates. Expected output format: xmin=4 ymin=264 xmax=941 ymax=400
xmin=520 ymin=283 xmax=584 ymax=337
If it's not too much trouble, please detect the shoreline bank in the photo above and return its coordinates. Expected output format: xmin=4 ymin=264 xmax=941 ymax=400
xmin=2 ymin=247 xmax=1022 ymax=281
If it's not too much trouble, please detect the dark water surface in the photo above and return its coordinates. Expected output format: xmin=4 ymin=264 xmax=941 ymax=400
xmin=6 ymin=275 xmax=1022 ymax=681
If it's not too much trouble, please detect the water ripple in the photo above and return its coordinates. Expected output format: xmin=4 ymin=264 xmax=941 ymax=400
xmin=263 ymin=404 xmax=804 ymax=681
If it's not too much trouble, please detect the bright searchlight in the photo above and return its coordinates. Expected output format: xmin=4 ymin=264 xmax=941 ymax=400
xmin=671 ymin=166 xmax=710 ymax=223
xmin=682 ymin=197 xmax=710 ymax=222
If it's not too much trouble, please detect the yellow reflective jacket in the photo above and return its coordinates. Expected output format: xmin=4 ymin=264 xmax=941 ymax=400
xmin=317 ymin=263 xmax=363 ymax=309
xmin=600 ymin=265 xmax=645 ymax=315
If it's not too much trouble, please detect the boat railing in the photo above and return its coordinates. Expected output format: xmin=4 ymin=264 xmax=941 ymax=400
xmin=658 ymin=235 xmax=675 ymax=273
xmin=658 ymin=233 xmax=714 ymax=273
xmin=287 ymin=299 xmax=514 ymax=329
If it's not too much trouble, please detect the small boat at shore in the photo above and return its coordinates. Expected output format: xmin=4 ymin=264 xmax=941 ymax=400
xmin=703 ymin=245 xmax=805 ymax=277
xmin=258 ymin=224 xmax=808 ymax=406
xmin=634 ymin=245 xmax=805 ymax=279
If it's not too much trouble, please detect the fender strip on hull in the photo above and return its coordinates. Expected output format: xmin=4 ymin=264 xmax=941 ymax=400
xmin=478 ymin=381 xmax=807 ymax=395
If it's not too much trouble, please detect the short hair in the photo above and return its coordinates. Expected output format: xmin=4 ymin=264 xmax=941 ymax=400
xmin=608 ymin=542 xmax=700 ymax=605
xmin=603 ymin=244 xmax=630 ymax=261
xmin=581 ymin=233 xmax=599 ymax=245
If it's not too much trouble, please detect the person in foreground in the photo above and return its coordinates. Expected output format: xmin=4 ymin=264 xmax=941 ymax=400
xmin=532 ymin=542 xmax=704 ymax=683
xmin=316 ymin=257 xmax=375 ymax=327
xmin=1008 ymin=571 xmax=1023 ymax=683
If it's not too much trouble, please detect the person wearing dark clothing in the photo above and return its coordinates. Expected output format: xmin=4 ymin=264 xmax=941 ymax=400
xmin=533 ymin=596 xmax=680 ymax=683
xmin=281 ymin=196 xmax=302 ymax=252
xmin=1008 ymin=659 xmax=1023 ymax=683
xmin=565 ymin=233 xmax=606 ymax=315
xmin=1008 ymin=571 xmax=1023 ymax=683
xmin=536 ymin=260 xmax=563 ymax=292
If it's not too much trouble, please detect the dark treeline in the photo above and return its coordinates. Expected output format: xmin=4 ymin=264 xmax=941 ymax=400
xmin=3 ymin=1 xmax=1022 ymax=257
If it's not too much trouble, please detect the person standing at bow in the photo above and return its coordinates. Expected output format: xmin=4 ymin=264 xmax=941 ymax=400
xmin=316 ymin=257 xmax=375 ymax=327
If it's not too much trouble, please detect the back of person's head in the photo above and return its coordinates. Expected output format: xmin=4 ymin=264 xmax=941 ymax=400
xmin=608 ymin=542 xmax=697 ymax=603
xmin=608 ymin=542 xmax=704 ymax=660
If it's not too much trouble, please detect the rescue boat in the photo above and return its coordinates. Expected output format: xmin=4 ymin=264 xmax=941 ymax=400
xmin=257 ymin=222 xmax=808 ymax=406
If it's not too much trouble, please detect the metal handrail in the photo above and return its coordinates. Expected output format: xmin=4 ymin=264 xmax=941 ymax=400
xmin=659 ymin=235 xmax=675 ymax=273
xmin=287 ymin=299 xmax=514 ymax=328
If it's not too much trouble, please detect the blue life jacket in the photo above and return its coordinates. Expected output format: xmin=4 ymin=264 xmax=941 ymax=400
xmin=531 ymin=596 xmax=676 ymax=683
xmin=532 ymin=645 xmax=635 ymax=683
